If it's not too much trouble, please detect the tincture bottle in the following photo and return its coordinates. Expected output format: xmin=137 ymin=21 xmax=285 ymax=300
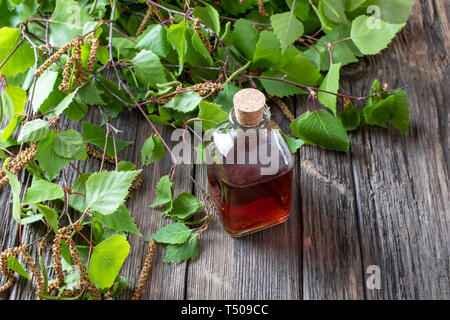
xmin=206 ymin=88 xmax=294 ymax=237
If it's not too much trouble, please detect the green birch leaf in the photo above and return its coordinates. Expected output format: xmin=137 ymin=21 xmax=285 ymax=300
xmin=194 ymin=2 xmax=220 ymax=35
xmin=17 ymin=119 xmax=49 ymax=143
xmin=346 ymin=0 xmax=367 ymax=11
xmin=350 ymin=15 xmax=405 ymax=55
xmin=168 ymin=192 xmax=204 ymax=221
xmin=167 ymin=20 xmax=188 ymax=73
xmin=259 ymin=69 xmax=305 ymax=98
xmin=108 ymin=276 xmax=132 ymax=299
xmin=229 ymin=19 xmax=259 ymax=60
xmin=279 ymin=53 xmax=322 ymax=86
xmin=76 ymin=83 xmax=105 ymax=106
xmin=53 ymin=129 xmax=83 ymax=159
xmin=33 ymin=70 xmax=59 ymax=112
xmin=364 ymin=94 xmax=395 ymax=128
xmin=95 ymin=205 xmax=141 ymax=236
xmin=271 ymin=11 xmax=304 ymax=54
xmin=49 ymin=89 xmax=79 ymax=117
xmin=3 ymin=159 xmax=21 ymax=222
xmin=7 ymin=256 xmax=30 ymax=280
xmin=0 ymin=27 xmax=34 ymax=76
xmin=213 ymin=83 xmax=240 ymax=112
xmin=34 ymin=203 xmax=59 ymax=233
xmin=1 ymin=0 xmax=39 ymax=28
xmin=318 ymin=63 xmax=341 ymax=115
xmin=321 ymin=0 xmax=348 ymax=24
xmin=282 ymin=133 xmax=305 ymax=153
xmin=190 ymin=30 xmax=213 ymax=65
xmin=1 ymin=85 xmax=27 ymax=121
xmin=88 ymin=235 xmax=130 ymax=289
xmin=310 ymin=0 xmax=334 ymax=31
xmin=131 ymin=49 xmax=167 ymax=88
xmin=152 ymin=222 xmax=192 ymax=244
xmin=137 ymin=24 xmax=173 ymax=59
xmin=197 ymin=101 xmax=228 ymax=131
xmin=82 ymin=122 xmax=133 ymax=158
xmin=68 ymin=173 xmax=91 ymax=213
xmin=1 ymin=85 xmax=26 ymax=140
xmin=49 ymin=0 xmax=95 ymax=47
xmin=164 ymin=233 xmax=198 ymax=263
xmin=20 ymin=213 xmax=43 ymax=225
xmin=338 ymin=104 xmax=361 ymax=131
xmin=286 ymin=0 xmax=310 ymax=21
xmin=141 ymin=134 xmax=165 ymax=166
xmin=35 ymin=131 xmax=72 ymax=180
xmin=22 ymin=179 xmax=64 ymax=205
xmin=162 ymin=91 xmax=202 ymax=113
xmin=150 ymin=175 xmax=172 ymax=208
xmin=363 ymin=89 xmax=410 ymax=134
xmin=1 ymin=114 xmax=24 ymax=142
xmin=374 ymin=0 xmax=414 ymax=24
xmin=117 ymin=161 xmax=135 ymax=172
xmin=85 ymin=170 xmax=141 ymax=215
xmin=252 ymin=30 xmax=281 ymax=66
xmin=290 ymin=110 xmax=349 ymax=152
xmin=388 ymin=90 xmax=411 ymax=134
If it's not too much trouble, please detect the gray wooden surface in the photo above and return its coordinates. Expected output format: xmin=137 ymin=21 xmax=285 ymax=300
xmin=1 ymin=0 xmax=449 ymax=300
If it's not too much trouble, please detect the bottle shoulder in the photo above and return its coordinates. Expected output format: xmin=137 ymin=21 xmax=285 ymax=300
xmin=205 ymin=122 xmax=294 ymax=187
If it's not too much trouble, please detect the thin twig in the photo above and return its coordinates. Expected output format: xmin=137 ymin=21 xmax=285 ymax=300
xmin=0 ymin=37 xmax=25 ymax=70
xmin=108 ymin=0 xmax=123 ymax=89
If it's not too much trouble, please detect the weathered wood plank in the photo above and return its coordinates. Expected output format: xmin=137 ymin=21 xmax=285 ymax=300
xmin=296 ymin=95 xmax=366 ymax=300
xmin=1 ymin=105 xmax=193 ymax=300
xmin=344 ymin=0 xmax=449 ymax=299
xmin=0 ymin=160 xmax=24 ymax=300
xmin=185 ymin=99 xmax=302 ymax=299
xmin=5 ymin=108 xmax=109 ymax=299
xmin=1 ymin=0 xmax=448 ymax=300
xmin=118 ymin=110 xmax=194 ymax=300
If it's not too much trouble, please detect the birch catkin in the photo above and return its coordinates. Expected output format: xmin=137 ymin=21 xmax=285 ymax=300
xmin=52 ymin=228 xmax=66 ymax=289
xmin=58 ymin=36 xmax=83 ymax=92
xmin=0 ymin=143 xmax=37 ymax=190
xmin=136 ymin=3 xmax=154 ymax=36
xmin=270 ymin=96 xmax=295 ymax=121
xmin=132 ymin=238 xmax=156 ymax=300
xmin=149 ymin=4 xmax=164 ymax=22
xmin=34 ymin=42 xmax=71 ymax=77
xmin=71 ymin=37 xmax=84 ymax=86
xmin=19 ymin=246 xmax=45 ymax=298
xmin=52 ymin=227 xmax=102 ymax=300
xmin=85 ymin=36 xmax=99 ymax=77
xmin=0 ymin=247 xmax=20 ymax=293
xmin=258 ymin=0 xmax=269 ymax=16
xmin=193 ymin=18 xmax=213 ymax=52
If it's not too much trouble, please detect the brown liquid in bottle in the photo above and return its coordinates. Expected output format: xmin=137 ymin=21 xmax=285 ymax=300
xmin=207 ymin=165 xmax=293 ymax=236
xmin=206 ymin=89 xmax=294 ymax=237
xmin=206 ymin=126 xmax=293 ymax=237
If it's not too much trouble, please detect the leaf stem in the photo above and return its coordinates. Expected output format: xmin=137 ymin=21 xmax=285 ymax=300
xmin=224 ymin=60 xmax=251 ymax=85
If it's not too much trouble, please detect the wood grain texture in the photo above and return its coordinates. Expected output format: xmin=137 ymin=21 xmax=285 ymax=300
xmin=118 ymin=111 xmax=194 ymax=300
xmin=295 ymin=95 xmax=365 ymax=300
xmin=0 ymin=0 xmax=448 ymax=300
xmin=185 ymin=97 xmax=302 ymax=300
xmin=343 ymin=0 xmax=450 ymax=299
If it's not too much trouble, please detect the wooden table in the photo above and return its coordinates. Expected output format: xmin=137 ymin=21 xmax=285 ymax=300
xmin=1 ymin=1 xmax=448 ymax=300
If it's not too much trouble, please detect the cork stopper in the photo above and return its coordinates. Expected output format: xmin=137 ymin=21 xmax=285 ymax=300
xmin=233 ymin=88 xmax=266 ymax=127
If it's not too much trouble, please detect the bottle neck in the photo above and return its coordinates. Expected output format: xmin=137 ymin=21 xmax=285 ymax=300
xmin=229 ymin=106 xmax=271 ymax=130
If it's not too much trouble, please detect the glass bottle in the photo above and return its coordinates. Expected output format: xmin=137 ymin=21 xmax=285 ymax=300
xmin=206 ymin=88 xmax=294 ymax=237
